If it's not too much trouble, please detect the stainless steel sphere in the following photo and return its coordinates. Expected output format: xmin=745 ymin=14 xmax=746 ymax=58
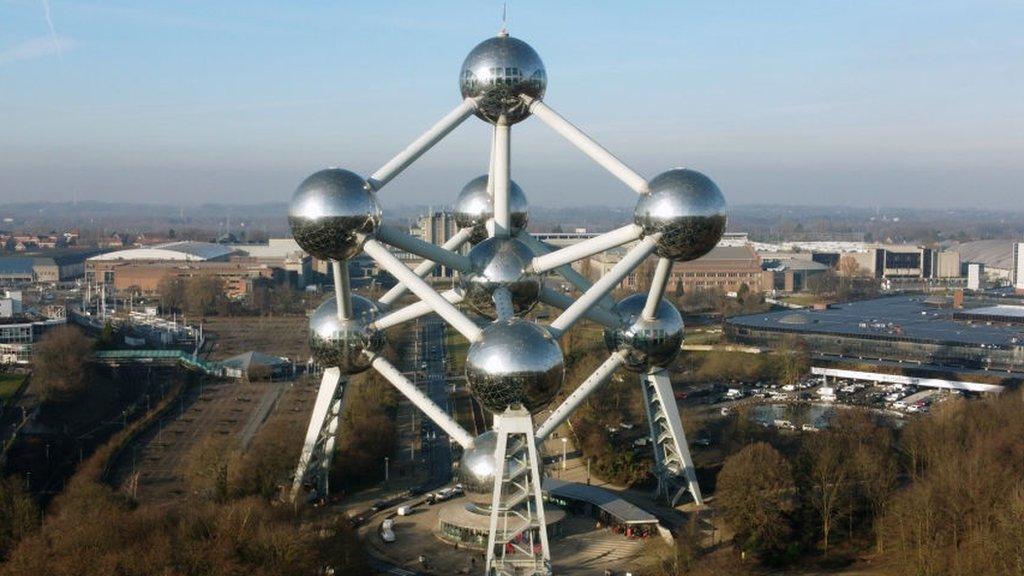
xmin=460 ymin=34 xmax=546 ymax=125
xmin=453 ymin=175 xmax=529 ymax=243
xmin=465 ymin=319 xmax=564 ymax=414
xmin=634 ymin=169 xmax=727 ymax=262
xmin=288 ymin=169 xmax=382 ymax=261
xmin=461 ymin=237 xmax=539 ymax=319
xmin=458 ymin=430 xmax=524 ymax=504
xmin=309 ymin=294 xmax=386 ymax=374
xmin=604 ymin=294 xmax=684 ymax=373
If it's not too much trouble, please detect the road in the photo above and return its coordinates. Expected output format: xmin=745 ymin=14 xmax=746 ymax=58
xmin=409 ymin=315 xmax=455 ymax=491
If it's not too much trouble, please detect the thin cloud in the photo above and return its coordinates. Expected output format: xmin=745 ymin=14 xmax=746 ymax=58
xmin=41 ymin=0 xmax=62 ymax=60
xmin=0 ymin=35 xmax=76 ymax=66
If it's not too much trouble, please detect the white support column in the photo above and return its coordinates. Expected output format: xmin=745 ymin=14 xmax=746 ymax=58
xmin=525 ymin=97 xmax=648 ymax=194
xmin=291 ymin=368 xmax=343 ymax=501
xmin=548 ymin=235 xmax=659 ymax=336
xmin=529 ymin=224 xmax=643 ymax=274
xmin=370 ymin=355 xmax=473 ymax=449
xmin=537 ymin=286 xmax=620 ymax=329
xmin=486 ymin=408 xmax=551 ymax=576
xmin=372 ymin=289 xmax=463 ymax=331
xmin=332 ymin=260 xmax=352 ymax=319
xmin=491 ymin=123 xmax=512 ymax=238
xmin=642 ymin=369 xmax=703 ymax=506
xmin=642 ymin=257 xmax=673 ymax=320
xmin=378 ymin=227 xmax=473 ymax=308
xmin=367 ymin=98 xmax=478 ymax=190
xmin=517 ymin=230 xmax=616 ymax=311
xmin=362 ymin=238 xmax=483 ymax=342
xmin=375 ymin=226 xmax=473 ymax=273
xmin=535 ymin=351 xmax=626 ymax=442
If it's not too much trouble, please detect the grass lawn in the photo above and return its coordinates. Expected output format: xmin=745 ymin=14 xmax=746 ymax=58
xmin=0 ymin=373 xmax=26 ymax=402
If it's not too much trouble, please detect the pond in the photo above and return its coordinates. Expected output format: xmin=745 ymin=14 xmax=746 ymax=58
xmin=749 ymin=403 xmax=837 ymax=429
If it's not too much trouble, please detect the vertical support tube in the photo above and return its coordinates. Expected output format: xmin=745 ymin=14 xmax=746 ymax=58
xmin=332 ymin=260 xmax=352 ymax=320
xmin=642 ymin=257 xmax=673 ymax=320
xmin=492 ymin=123 xmax=511 ymax=238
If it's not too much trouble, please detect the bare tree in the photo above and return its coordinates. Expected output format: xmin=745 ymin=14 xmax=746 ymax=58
xmin=33 ymin=326 xmax=93 ymax=403
xmin=801 ymin=430 xmax=849 ymax=555
xmin=716 ymin=442 xmax=794 ymax=554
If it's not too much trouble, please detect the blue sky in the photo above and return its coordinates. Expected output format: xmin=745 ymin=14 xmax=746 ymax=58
xmin=1 ymin=1 xmax=1021 ymax=208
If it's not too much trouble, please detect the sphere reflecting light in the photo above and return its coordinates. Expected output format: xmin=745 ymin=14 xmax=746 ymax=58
xmin=461 ymin=237 xmax=539 ymax=319
xmin=634 ymin=169 xmax=726 ymax=262
xmin=309 ymin=294 xmax=386 ymax=374
xmin=458 ymin=431 xmax=526 ymax=504
xmin=465 ymin=319 xmax=564 ymax=414
xmin=453 ymin=175 xmax=529 ymax=243
xmin=604 ymin=294 xmax=684 ymax=373
xmin=288 ymin=169 xmax=381 ymax=261
xmin=460 ymin=35 xmax=546 ymax=125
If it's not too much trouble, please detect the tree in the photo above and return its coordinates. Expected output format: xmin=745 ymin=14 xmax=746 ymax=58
xmin=838 ymin=255 xmax=860 ymax=277
xmin=33 ymin=326 xmax=94 ymax=403
xmin=799 ymin=430 xmax=849 ymax=555
xmin=0 ymin=476 xmax=37 ymax=559
xmin=156 ymin=276 xmax=185 ymax=312
xmin=183 ymin=276 xmax=224 ymax=317
xmin=716 ymin=442 xmax=794 ymax=555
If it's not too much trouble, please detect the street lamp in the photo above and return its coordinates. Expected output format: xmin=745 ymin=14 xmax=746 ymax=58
xmin=561 ymin=438 xmax=568 ymax=470
xmin=384 ymin=456 xmax=390 ymax=482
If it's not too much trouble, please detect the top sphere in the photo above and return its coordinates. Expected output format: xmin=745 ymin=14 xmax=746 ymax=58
xmin=634 ymin=169 xmax=727 ymax=262
xmin=288 ymin=169 xmax=382 ymax=261
xmin=453 ymin=175 xmax=529 ymax=243
xmin=460 ymin=35 xmax=546 ymax=125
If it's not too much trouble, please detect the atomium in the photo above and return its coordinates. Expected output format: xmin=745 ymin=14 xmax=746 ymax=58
xmin=634 ymin=168 xmax=727 ymax=262
xmin=461 ymin=236 xmax=539 ymax=318
xmin=288 ymin=169 xmax=382 ymax=261
xmin=458 ymin=430 xmax=526 ymax=503
xmin=460 ymin=34 xmax=546 ymax=125
xmin=453 ymin=174 xmax=529 ymax=243
xmin=465 ymin=319 xmax=564 ymax=414
xmin=604 ymin=294 xmax=684 ymax=373
xmin=309 ymin=294 xmax=386 ymax=374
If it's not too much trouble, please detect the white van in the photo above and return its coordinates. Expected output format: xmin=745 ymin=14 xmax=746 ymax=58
xmin=397 ymin=506 xmax=413 ymax=516
xmin=379 ymin=519 xmax=396 ymax=543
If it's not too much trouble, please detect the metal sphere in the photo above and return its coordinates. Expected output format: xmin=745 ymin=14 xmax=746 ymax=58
xmin=634 ymin=169 xmax=727 ymax=262
xmin=461 ymin=237 xmax=539 ymax=319
xmin=453 ymin=175 xmax=529 ymax=243
xmin=460 ymin=34 xmax=546 ymax=125
xmin=604 ymin=294 xmax=684 ymax=373
xmin=288 ymin=169 xmax=382 ymax=261
xmin=458 ymin=430 xmax=524 ymax=503
xmin=465 ymin=319 xmax=564 ymax=414
xmin=309 ymin=294 xmax=386 ymax=374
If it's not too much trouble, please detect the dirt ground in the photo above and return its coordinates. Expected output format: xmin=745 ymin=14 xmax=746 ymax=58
xmin=202 ymin=315 xmax=310 ymax=361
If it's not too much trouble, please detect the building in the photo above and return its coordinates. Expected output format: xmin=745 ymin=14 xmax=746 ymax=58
xmin=966 ymin=262 xmax=985 ymax=291
xmin=0 ymin=307 xmax=67 ymax=364
xmin=666 ymin=244 xmax=765 ymax=293
xmin=0 ymin=258 xmax=35 ymax=286
xmin=410 ymin=211 xmax=462 ymax=278
xmin=762 ymin=259 xmax=830 ymax=293
xmin=228 ymin=239 xmax=312 ymax=289
xmin=1013 ymin=242 xmax=1024 ymax=294
xmin=850 ymin=245 xmax=934 ymax=279
xmin=933 ymin=250 xmax=962 ymax=279
xmin=726 ymin=295 xmax=1024 ymax=373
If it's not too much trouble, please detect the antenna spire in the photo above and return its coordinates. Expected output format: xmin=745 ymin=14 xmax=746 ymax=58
xmin=499 ymin=2 xmax=508 ymax=36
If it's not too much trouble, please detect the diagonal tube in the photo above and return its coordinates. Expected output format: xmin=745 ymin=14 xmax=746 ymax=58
xmin=516 ymin=231 xmax=615 ymax=311
xmin=362 ymin=238 xmax=483 ymax=342
xmin=548 ymin=235 xmax=660 ymax=337
xmin=529 ymin=224 xmax=643 ymax=274
xmin=370 ymin=355 xmax=473 ymax=449
xmin=367 ymin=98 xmax=478 ymax=190
xmin=378 ymin=227 xmax=473 ymax=308
xmin=535 ymin=351 xmax=626 ymax=442
xmin=642 ymin=257 xmax=673 ymax=320
xmin=524 ymin=97 xmax=648 ymax=194
xmin=537 ymin=286 xmax=620 ymax=329
xmin=372 ymin=289 xmax=463 ymax=330
xmin=375 ymin=226 xmax=472 ymax=273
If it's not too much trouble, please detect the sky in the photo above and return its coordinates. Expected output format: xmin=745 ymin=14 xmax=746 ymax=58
xmin=1 ymin=0 xmax=1022 ymax=208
